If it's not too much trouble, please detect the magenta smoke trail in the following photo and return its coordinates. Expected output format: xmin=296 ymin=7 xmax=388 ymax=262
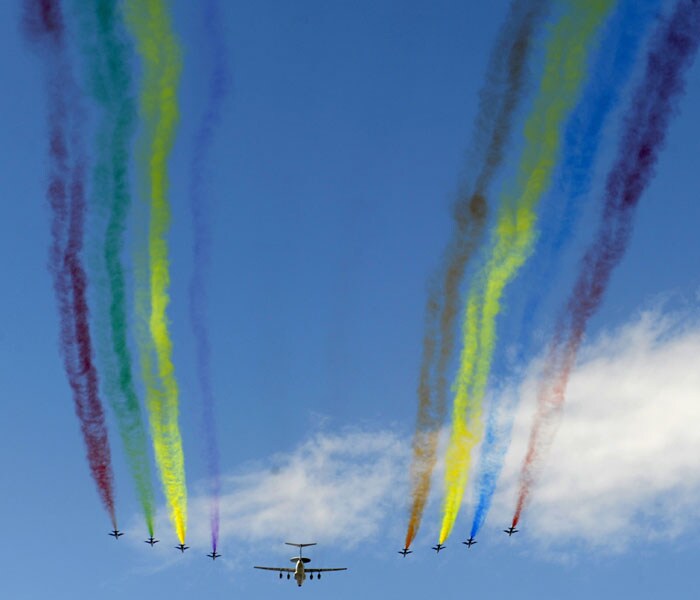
xmin=23 ymin=0 xmax=117 ymax=527
xmin=512 ymin=0 xmax=700 ymax=528
xmin=189 ymin=0 xmax=228 ymax=553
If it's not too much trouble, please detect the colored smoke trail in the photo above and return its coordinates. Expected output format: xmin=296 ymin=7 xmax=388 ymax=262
xmin=125 ymin=0 xmax=187 ymax=544
xmin=189 ymin=0 xmax=228 ymax=553
xmin=23 ymin=0 xmax=116 ymax=527
xmin=439 ymin=0 xmax=614 ymax=545
xmin=404 ymin=0 xmax=549 ymax=549
xmin=75 ymin=0 xmax=157 ymax=536
xmin=467 ymin=0 xmax=661 ymax=541
xmin=512 ymin=0 xmax=700 ymax=529
xmin=517 ymin=0 xmax=662 ymax=355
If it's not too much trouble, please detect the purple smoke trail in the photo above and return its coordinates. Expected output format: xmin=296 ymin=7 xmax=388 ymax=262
xmin=189 ymin=0 xmax=229 ymax=554
xmin=23 ymin=0 xmax=117 ymax=527
xmin=513 ymin=0 xmax=700 ymax=528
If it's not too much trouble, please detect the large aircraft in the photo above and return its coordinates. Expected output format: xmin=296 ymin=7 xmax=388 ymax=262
xmin=462 ymin=536 xmax=477 ymax=548
xmin=108 ymin=529 xmax=123 ymax=540
xmin=254 ymin=542 xmax=347 ymax=588
xmin=432 ymin=543 xmax=446 ymax=553
xmin=398 ymin=548 xmax=412 ymax=557
xmin=175 ymin=543 xmax=190 ymax=553
xmin=145 ymin=536 xmax=159 ymax=547
xmin=207 ymin=551 xmax=222 ymax=561
xmin=504 ymin=526 xmax=518 ymax=537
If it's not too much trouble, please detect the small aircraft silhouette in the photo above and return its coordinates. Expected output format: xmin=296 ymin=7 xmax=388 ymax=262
xmin=145 ymin=536 xmax=159 ymax=547
xmin=175 ymin=543 xmax=190 ymax=553
xmin=398 ymin=548 xmax=412 ymax=557
xmin=108 ymin=529 xmax=123 ymax=540
xmin=432 ymin=543 xmax=446 ymax=553
xmin=462 ymin=536 xmax=477 ymax=548
xmin=504 ymin=526 xmax=518 ymax=537
xmin=207 ymin=551 xmax=222 ymax=560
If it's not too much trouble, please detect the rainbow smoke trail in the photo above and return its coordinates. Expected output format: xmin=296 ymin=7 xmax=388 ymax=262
xmin=125 ymin=0 xmax=187 ymax=543
xmin=439 ymin=0 xmax=614 ymax=545
xmin=512 ymin=0 xmax=700 ymax=529
xmin=74 ymin=0 xmax=157 ymax=536
xmin=404 ymin=0 xmax=549 ymax=550
xmin=467 ymin=0 xmax=661 ymax=541
xmin=23 ymin=0 xmax=117 ymax=528
xmin=189 ymin=0 xmax=228 ymax=554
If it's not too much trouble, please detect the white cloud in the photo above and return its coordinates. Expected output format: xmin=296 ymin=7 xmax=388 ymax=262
xmin=184 ymin=428 xmax=410 ymax=552
xmin=489 ymin=309 xmax=700 ymax=551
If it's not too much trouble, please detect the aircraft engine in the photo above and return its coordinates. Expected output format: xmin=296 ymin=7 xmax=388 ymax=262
xmin=318 ymin=573 xmax=322 ymax=580
xmin=287 ymin=573 xmax=290 ymax=579
xmin=279 ymin=573 xmax=282 ymax=579
xmin=310 ymin=574 xmax=314 ymax=580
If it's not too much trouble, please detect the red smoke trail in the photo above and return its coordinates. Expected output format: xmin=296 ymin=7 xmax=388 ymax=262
xmin=512 ymin=0 xmax=700 ymax=529
xmin=24 ymin=0 xmax=117 ymax=527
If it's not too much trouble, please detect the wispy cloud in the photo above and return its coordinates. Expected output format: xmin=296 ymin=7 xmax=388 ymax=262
xmin=184 ymin=429 xmax=410 ymax=552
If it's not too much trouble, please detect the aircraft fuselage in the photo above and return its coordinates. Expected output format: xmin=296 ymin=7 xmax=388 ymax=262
xmin=294 ymin=560 xmax=306 ymax=587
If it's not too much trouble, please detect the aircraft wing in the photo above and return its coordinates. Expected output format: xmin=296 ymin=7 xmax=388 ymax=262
xmin=305 ymin=568 xmax=348 ymax=573
xmin=254 ymin=566 xmax=295 ymax=573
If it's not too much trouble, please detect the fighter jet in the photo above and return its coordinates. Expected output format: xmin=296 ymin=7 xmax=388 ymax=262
xmin=504 ymin=526 xmax=518 ymax=537
xmin=207 ymin=551 xmax=222 ymax=560
xmin=254 ymin=542 xmax=347 ymax=588
xmin=432 ymin=543 xmax=446 ymax=553
xmin=175 ymin=543 xmax=190 ymax=553
xmin=462 ymin=537 xmax=477 ymax=548
xmin=145 ymin=536 xmax=159 ymax=547
xmin=398 ymin=548 xmax=412 ymax=557
xmin=108 ymin=529 xmax=123 ymax=540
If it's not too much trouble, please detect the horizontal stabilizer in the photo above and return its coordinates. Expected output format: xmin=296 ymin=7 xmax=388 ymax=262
xmin=285 ymin=542 xmax=317 ymax=548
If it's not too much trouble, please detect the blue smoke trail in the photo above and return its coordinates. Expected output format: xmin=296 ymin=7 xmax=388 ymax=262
xmin=517 ymin=0 xmax=662 ymax=350
xmin=468 ymin=0 xmax=661 ymax=539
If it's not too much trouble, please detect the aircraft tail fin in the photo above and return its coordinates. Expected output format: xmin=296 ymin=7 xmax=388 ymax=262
xmin=285 ymin=542 xmax=317 ymax=548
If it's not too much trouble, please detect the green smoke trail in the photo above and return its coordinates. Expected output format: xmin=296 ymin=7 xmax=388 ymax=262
xmin=74 ymin=0 xmax=156 ymax=535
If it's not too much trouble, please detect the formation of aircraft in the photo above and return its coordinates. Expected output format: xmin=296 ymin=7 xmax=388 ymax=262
xmin=108 ymin=529 xmax=123 ymax=540
xmin=254 ymin=542 xmax=347 ymax=588
xmin=400 ymin=525 xmax=522 ymax=556
xmin=144 ymin=536 xmax=159 ymax=547
xmin=207 ymin=551 xmax=222 ymax=560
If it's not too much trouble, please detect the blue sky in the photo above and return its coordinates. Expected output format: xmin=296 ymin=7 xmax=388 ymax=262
xmin=1 ymin=1 xmax=699 ymax=599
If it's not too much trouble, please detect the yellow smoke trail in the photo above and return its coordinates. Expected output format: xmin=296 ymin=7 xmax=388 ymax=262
xmin=125 ymin=0 xmax=187 ymax=543
xmin=438 ymin=0 xmax=614 ymax=544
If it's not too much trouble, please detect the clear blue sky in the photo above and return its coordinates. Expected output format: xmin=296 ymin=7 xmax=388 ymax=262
xmin=1 ymin=1 xmax=699 ymax=599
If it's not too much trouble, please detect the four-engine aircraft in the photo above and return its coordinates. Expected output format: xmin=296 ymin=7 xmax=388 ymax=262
xmin=254 ymin=542 xmax=347 ymax=588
